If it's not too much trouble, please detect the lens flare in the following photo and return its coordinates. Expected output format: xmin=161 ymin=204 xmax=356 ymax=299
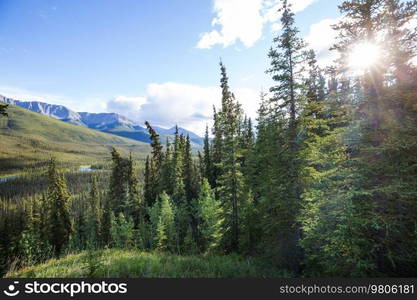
xmin=348 ymin=42 xmax=381 ymax=72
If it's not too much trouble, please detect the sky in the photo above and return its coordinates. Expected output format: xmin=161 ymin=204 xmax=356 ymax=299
xmin=0 ymin=0 xmax=342 ymax=135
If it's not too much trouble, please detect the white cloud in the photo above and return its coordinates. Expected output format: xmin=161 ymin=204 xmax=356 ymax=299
xmin=288 ymin=0 xmax=317 ymax=14
xmin=197 ymin=0 xmax=265 ymax=49
xmin=305 ymin=18 xmax=341 ymax=67
xmin=111 ymin=82 xmax=260 ymax=136
xmin=106 ymin=95 xmax=146 ymax=121
xmin=197 ymin=0 xmax=317 ymax=49
xmin=270 ymin=23 xmax=282 ymax=32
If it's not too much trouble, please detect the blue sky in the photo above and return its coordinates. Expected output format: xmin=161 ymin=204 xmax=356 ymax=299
xmin=0 ymin=0 xmax=341 ymax=134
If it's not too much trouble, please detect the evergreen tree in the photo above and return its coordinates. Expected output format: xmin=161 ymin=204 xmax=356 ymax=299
xmin=195 ymin=179 xmax=223 ymax=254
xmin=216 ymin=61 xmax=244 ymax=253
xmin=172 ymin=127 xmax=185 ymax=202
xmin=211 ymin=106 xmax=223 ymax=190
xmin=127 ymin=152 xmax=143 ymax=224
xmin=203 ymin=125 xmax=214 ymax=186
xmin=160 ymin=137 xmax=174 ymax=195
xmin=46 ymin=158 xmax=72 ymax=256
xmin=144 ymin=121 xmax=164 ymax=205
xmin=88 ymin=176 xmax=101 ymax=248
xmin=110 ymin=212 xmax=135 ymax=248
xmin=262 ymin=0 xmax=308 ymax=271
xmin=108 ymin=148 xmax=127 ymax=213
xmin=144 ymin=156 xmax=153 ymax=207
xmin=155 ymin=192 xmax=176 ymax=252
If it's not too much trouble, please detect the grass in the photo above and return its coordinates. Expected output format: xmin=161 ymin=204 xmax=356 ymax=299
xmin=6 ymin=249 xmax=292 ymax=278
xmin=0 ymin=106 xmax=150 ymax=175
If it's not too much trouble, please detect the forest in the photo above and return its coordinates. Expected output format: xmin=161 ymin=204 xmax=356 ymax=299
xmin=1 ymin=0 xmax=417 ymax=277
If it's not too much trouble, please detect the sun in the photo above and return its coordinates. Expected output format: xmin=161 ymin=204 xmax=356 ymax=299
xmin=348 ymin=42 xmax=381 ymax=72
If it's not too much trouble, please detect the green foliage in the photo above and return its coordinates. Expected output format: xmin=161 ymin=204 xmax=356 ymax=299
xmin=110 ymin=212 xmax=135 ymax=249
xmin=87 ymin=176 xmax=101 ymax=248
xmin=144 ymin=121 xmax=164 ymax=206
xmin=194 ymin=179 xmax=223 ymax=254
xmin=215 ymin=62 xmax=244 ymax=253
xmin=17 ymin=230 xmax=53 ymax=268
xmin=155 ymin=193 xmax=176 ymax=253
xmin=47 ymin=158 xmax=72 ymax=256
xmin=259 ymin=0 xmax=309 ymax=272
xmin=82 ymin=250 xmax=104 ymax=278
xmin=0 ymin=102 xmax=8 ymax=116
xmin=7 ymin=249 xmax=291 ymax=278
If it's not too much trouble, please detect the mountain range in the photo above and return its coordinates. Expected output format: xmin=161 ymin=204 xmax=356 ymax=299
xmin=1 ymin=95 xmax=204 ymax=147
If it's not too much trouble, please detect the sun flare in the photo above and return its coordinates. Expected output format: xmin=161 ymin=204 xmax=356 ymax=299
xmin=348 ymin=42 xmax=381 ymax=72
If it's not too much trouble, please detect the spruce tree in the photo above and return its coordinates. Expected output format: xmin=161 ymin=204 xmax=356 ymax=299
xmin=144 ymin=121 xmax=164 ymax=205
xmin=160 ymin=137 xmax=174 ymax=195
xmin=215 ymin=61 xmax=244 ymax=253
xmin=263 ymin=0 xmax=308 ymax=271
xmin=195 ymin=179 xmax=223 ymax=253
xmin=110 ymin=212 xmax=135 ymax=248
xmin=211 ymin=106 xmax=223 ymax=190
xmin=46 ymin=158 xmax=72 ymax=256
xmin=88 ymin=176 xmax=101 ymax=248
xmin=203 ymin=125 xmax=214 ymax=185
xmin=155 ymin=192 xmax=176 ymax=252
xmin=144 ymin=156 xmax=153 ymax=207
xmin=172 ymin=127 xmax=185 ymax=202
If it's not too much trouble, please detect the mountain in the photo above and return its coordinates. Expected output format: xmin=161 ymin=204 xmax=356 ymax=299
xmin=0 ymin=105 xmax=150 ymax=175
xmin=153 ymin=126 xmax=204 ymax=147
xmin=1 ymin=96 xmax=144 ymax=131
xmin=2 ymin=96 xmax=84 ymax=126
xmin=1 ymin=95 xmax=204 ymax=147
xmin=78 ymin=112 xmax=141 ymax=131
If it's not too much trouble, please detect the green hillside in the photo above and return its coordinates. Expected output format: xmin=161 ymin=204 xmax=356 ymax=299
xmin=0 ymin=106 xmax=150 ymax=175
xmin=6 ymin=249 xmax=289 ymax=278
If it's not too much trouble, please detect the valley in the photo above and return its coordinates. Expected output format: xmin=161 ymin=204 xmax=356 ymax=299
xmin=0 ymin=105 xmax=150 ymax=175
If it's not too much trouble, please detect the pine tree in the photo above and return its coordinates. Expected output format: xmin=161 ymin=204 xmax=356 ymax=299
xmin=195 ymin=179 xmax=223 ymax=254
xmin=155 ymin=192 xmax=176 ymax=252
xmin=203 ymin=125 xmax=213 ymax=185
xmin=239 ymin=189 xmax=259 ymax=255
xmin=160 ymin=137 xmax=174 ymax=195
xmin=127 ymin=152 xmax=143 ymax=225
xmin=110 ymin=212 xmax=135 ymax=248
xmin=262 ymin=0 xmax=308 ymax=271
xmin=46 ymin=158 xmax=72 ymax=256
xmin=109 ymin=147 xmax=128 ymax=214
xmin=144 ymin=121 xmax=164 ymax=205
xmin=144 ymin=156 xmax=153 ymax=207
xmin=211 ymin=106 xmax=223 ymax=189
xmin=183 ymin=135 xmax=197 ymax=204
xmin=298 ymin=53 xmax=367 ymax=276
xmin=88 ymin=176 xmax=101 ymax=248
xmin=172 ymin=127 xmax=185 ymax=202
xmin=197 ymin=150 xmax=205 ymax=184
xmin=215 ymin=61 xmax=244 ymax=253
xmin=145 ymin=121 xmax=164 ymax=168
